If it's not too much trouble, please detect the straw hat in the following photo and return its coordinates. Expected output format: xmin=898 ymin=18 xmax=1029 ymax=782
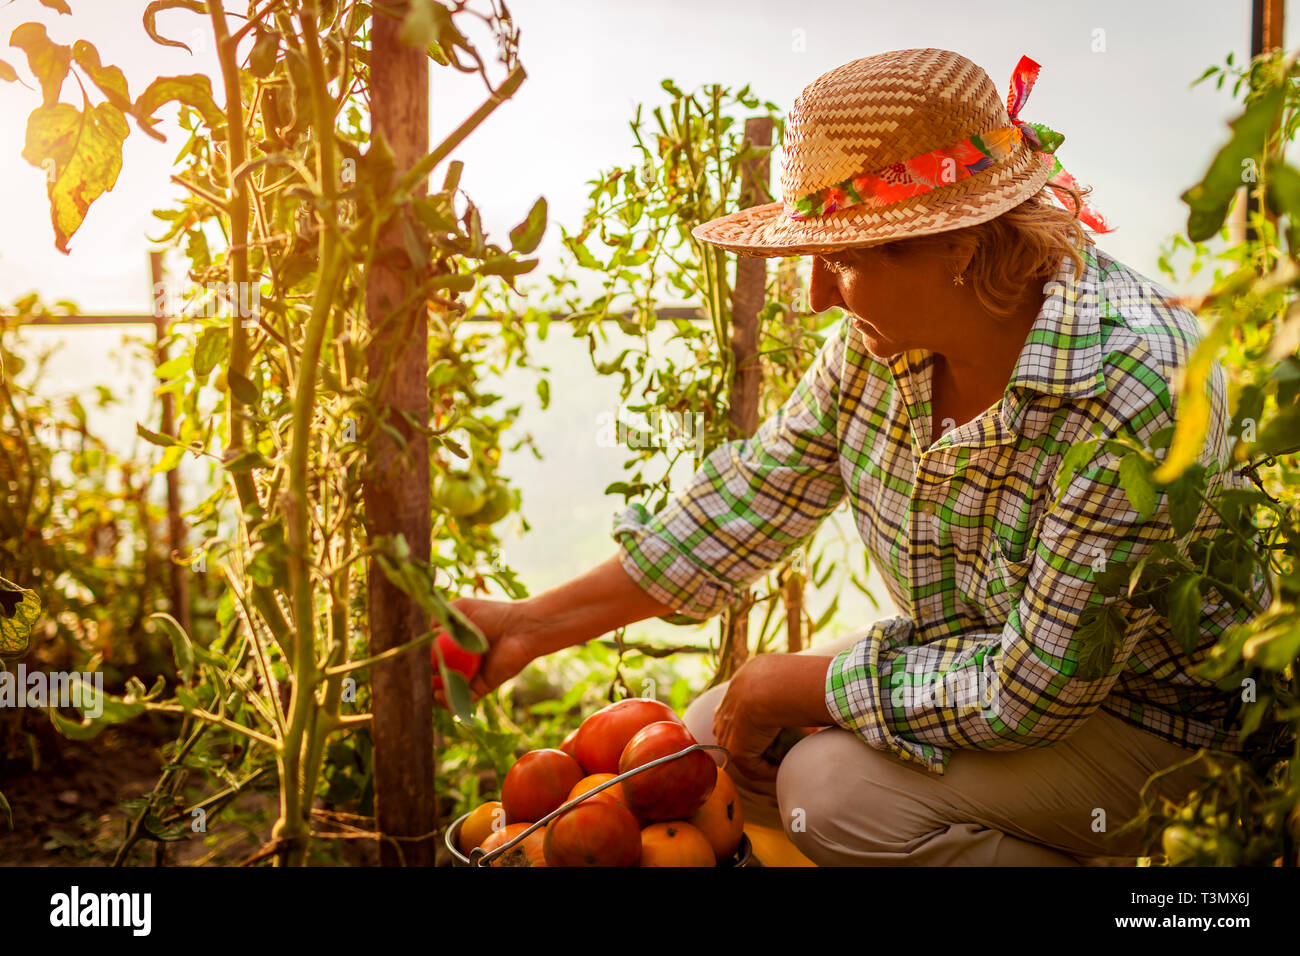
xmin=692 ymin=49 xmax=1091 ymax=259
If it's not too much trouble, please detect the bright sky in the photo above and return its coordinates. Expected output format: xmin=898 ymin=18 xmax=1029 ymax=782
xmin=0 ymin=0 xmax=1293 ymax=311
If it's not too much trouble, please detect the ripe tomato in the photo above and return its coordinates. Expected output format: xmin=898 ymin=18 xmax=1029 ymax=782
xmin=639 ymin=821 xmax=716 ymax=867
xmin=479 ymin=822 xmax=547 ymax=867
xmin=618 ymin=721 xmax=715 ymax=821
xmin=572 ymin=698 xmax=682 ymax=774
xmin=501 ymin=749 xmax=585 ymax=824
xmin=688 ymin=767 xmax=744 ymax=862
xmin=477 ymin=822 xmax=545 ymax=866
xmin=458 ymin=800 xmax=505 ymax=855
xmin=566 ymin=773 xmax=633 ymax=816
xmin=543 ymin=801 xmax=641 ymax=867
xmin=558 ymin=727 xmax=580 ymax=760
xmin=431 ymin=629 xmax=482 ymax=692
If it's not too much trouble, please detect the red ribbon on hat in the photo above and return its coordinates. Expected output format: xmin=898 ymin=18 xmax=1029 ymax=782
xmin=1007 ymin=55 xmax=1112 ymax=233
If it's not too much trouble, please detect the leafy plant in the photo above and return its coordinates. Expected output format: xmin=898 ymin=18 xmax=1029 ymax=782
xmin=1102 ymin=48 xmax=1300 ymax=865
xmin=5 ymin=0 xmax=544 ymax=865
xmin=555 ymin=79 xmax=874 ymax=682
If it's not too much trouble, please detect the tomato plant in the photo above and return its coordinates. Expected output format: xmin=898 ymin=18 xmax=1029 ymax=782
xmin=4 ymin=0 xmax=545 ymax=865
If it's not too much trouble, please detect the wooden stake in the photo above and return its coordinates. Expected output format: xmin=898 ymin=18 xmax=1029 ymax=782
xmin=726 ymin=117 xmax=773 ymax=440
xmin=1246 ymin=0 xmax=1286 ymax=245
xmin=150 ymin=251 xmax=190 ymax=638
xmin=784 ymin=563 xmax=804 ymax=653
xmin=717 ymin=117 xmax=773 ymax=681
xmin=363 ymin=7 xmax=435 ymax=867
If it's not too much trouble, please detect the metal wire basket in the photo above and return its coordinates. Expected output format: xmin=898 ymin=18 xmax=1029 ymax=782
xmin=445 ymin=742 xmax=755 ymax=867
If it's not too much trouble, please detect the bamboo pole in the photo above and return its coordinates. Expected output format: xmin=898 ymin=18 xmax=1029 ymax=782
xmin=362 ymin=5 xmax=436 ymax=867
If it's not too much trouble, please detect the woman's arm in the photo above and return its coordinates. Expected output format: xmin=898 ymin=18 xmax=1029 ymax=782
xmin=522 ymin=553 xmax=678 ymax=654
xmin=451 ymin=553 xmax=676 ymax=701
xmin=609 ymin=317 xmax=850 ymax=621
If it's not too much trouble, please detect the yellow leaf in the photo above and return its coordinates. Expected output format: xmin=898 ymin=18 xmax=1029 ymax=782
xmin=22 ymin=101 xmax=129 ymax=253
xmin=9 ymin=21 xmax=71 ymax=106
xmin=1153 ymin=323 xmax=1232 ymax=483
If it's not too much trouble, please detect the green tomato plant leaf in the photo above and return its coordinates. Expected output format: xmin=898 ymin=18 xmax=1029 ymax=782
xmin=134 ymin=73 xmax=226 ymax=138
xmin=1073 ymin=603 xmax=1127 ymax=681
xmin=147 ymin=612 xmax=194 ymax=684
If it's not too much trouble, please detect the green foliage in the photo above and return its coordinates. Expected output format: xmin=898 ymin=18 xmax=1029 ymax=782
xmin=7 ymin=1 xmax=542 ymax=865
xmin=553 ymin=78 xmax=863 ymax=673
xmin=0 ymin=313 xmax=190 ymax=829
xmin=1093 ymin=48 xmax=1300 ymax=866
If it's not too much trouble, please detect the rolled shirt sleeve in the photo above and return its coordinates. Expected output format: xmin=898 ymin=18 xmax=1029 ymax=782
xmin=612 ymin=319 xmax=849 ymax=623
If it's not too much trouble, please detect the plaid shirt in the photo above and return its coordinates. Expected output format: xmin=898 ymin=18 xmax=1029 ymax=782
xmin=612 ymin=243 xmax=1268 ymax=773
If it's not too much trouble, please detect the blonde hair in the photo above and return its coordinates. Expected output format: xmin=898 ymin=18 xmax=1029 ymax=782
xmin=864 ymin=181 xmax=1093 ymax=321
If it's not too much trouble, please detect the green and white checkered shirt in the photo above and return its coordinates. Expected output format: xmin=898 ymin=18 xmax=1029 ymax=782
xmin=613 ymin=243 xmax=1267 ymax=773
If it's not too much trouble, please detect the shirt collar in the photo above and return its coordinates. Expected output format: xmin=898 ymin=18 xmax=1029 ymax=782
xmin=1001 ymin=244 xmax=1108 ymax=432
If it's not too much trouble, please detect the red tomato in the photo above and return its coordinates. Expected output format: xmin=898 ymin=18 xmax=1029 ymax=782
xmin=558 ymin=727 xmax=580 ymax=760
xmin=501 ymin=749 xmax=585 ymax=824
xmin=543 ymin=801 xmax=642 ymax=867
xmin=572 ymin=698 xmax=682 ymax=774
xmin=618 ymin=721 xmax=715 ymax=821
xmin=431 ymin=629 xmax=481 ymax=692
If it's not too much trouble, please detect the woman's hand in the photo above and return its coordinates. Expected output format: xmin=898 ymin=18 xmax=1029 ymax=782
xmin=429 ymin=554 xmax=678 ymax=709
xmin=434 ymin=596 xmax=538 ymax=708
xmin=713 ymin=654 xmax=836 ymax=783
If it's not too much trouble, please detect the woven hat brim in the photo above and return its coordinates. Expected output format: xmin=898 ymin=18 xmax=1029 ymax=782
xmin=692 ymin=150 xmax=1055 ymax=259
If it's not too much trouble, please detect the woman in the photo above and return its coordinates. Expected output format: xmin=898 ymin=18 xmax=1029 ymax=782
xmin=449 ymin=49 xmax=1267 ymax=864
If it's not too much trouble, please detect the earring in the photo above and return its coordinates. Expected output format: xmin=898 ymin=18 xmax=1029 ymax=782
xmin=952 ymin=272 xmax=965 ymax=286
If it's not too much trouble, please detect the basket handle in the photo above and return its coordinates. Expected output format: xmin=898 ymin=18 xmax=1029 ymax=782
xmin=469 ymin=742 xmax=729 ymax=867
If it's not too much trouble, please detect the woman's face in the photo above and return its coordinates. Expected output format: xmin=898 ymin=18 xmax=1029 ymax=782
xmin=808 ymin=240 xmax=962 ymax=358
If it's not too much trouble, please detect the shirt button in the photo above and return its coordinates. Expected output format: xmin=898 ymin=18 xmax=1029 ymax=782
xmin=919 ymin=501 xmax=936 ymax=516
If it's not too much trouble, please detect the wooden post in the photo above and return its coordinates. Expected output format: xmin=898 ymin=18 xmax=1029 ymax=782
xmin=716 ymin=117 xmax=773 ymax=681
xmin=150 ymin=251 xmax=190 ymax=638
xmin=726 ymin=116 xmax=773 ymax=439
xmin=1246 ymin=0 xmax=1286 ymax=245
xmin=362 ymin=6 xmax=436 ymax=867
xmin=778 ymin=258 xmax=806 ymax=652
xmin=783 ymin=562 xmax=804 ymax=653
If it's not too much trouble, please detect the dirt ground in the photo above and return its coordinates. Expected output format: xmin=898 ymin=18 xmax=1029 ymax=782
xmin=0 ymin=721 xmax=381 ymax=866
xmin=1 ymin=722 xmax=172 ymax=865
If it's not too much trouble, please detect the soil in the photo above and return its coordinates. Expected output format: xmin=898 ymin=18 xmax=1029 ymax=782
xmin=0 ymin=718 xmax=381 ymax=866
xmin=1 ymin=722 xmax=169 ymax=865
